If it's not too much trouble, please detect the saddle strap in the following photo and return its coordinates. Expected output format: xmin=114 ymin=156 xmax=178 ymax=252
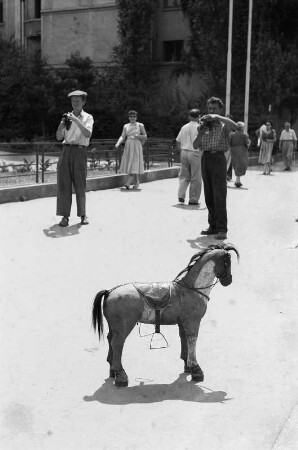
xmin=155 ymin=310 xmax=161 ymax=334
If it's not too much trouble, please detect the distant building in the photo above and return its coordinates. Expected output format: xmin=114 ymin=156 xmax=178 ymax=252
xmin=0 ymin=0 xmax=206 ymax=104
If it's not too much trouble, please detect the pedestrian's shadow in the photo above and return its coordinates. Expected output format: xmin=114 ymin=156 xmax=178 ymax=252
xmin=83 ymin=373 xmax=232 ymax=405
xmin=187 ymin=236 xmax=220 ymax=250
xmin=43 ymin=223 xmax=81 ymax=238
xmin=120 ymin=187 xmax=142 ymax=193
xmin=227 ymin=186 xmax=249 ymax=190
xmin=172 ymin=203 xmax=207 ymax=211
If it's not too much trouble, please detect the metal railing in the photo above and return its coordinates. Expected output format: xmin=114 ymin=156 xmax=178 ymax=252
xmin=0 ymin=139 xmax=178 ymax=187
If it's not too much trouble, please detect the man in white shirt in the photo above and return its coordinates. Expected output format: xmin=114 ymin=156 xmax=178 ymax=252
xmin=56 ymin=90 xmax=94 ymax=227
xmin=279 ymin=122 xmax=297 ymax=171
xmin=176 ymin=109 xmax=202 ymax=205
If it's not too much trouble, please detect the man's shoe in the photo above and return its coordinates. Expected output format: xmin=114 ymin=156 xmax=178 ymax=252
xmin=59 ymin=217 xmax=69 ymax=227
xmin=215 ymin=231 xmax=227 ymax=240
xmin=201 ymin=227 xmax=218 ymax=235
xmin=178 ymin=198 xmax=185 ymax=203
xmin=81 ymin=216 xmax=89 ymax=225
xmin=189 ymin=201 xmax=200 ymax=206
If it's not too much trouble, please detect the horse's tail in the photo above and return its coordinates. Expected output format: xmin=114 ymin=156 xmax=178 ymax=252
xmin=92 ymin=290 xmax=109 ymax=341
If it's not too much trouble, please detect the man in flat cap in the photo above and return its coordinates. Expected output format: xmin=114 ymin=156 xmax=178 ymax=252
xmin=56 ymin=90 xmax=94 ymax=227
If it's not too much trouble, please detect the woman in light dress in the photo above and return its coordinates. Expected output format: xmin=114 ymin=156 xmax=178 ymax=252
xmin=229 ymin=121 xmax=251 ymax=187
xmin=115 ymin=110 xmax=147 ymax=189
xmin=258 ymin=121 xmax=276 ymax=175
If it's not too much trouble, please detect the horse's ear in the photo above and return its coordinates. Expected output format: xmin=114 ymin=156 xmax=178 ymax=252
xmin=224 ymin=244 xmax=240 ymax=262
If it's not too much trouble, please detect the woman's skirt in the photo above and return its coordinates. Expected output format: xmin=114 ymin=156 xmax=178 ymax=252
xmin=258 ymin=141 xmax=274 ymax=165
xmin=120 ymin=139 xmax=144 ymax=174
xmin=231 ymin=146 xmax=248 ymax=176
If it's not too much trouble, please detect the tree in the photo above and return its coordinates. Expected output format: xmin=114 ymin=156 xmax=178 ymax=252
xmin=180 ymin=0 xmax=298 ymax=125
xmin=0 ymin=39 xmax=55 ymax=140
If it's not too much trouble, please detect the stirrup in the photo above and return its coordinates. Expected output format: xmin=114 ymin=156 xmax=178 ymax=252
xmin=150 ymin=332 xmax=169 ymax=349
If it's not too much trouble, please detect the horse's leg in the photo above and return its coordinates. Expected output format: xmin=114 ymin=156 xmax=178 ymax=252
xmin=178 ymin=323 xmax=190 ymax=373
xmin=106 ymin=326 xmax=115 ymax=378
xmin=184 ymin=319 xmax=204 ymax=382
xmin=110 ymin=320 xmax=138 ymax=387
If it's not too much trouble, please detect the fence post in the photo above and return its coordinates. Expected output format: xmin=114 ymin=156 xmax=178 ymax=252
xmin=115 ymin=145 xmax=119 ymax=174
xmin=145 ymin=140 xmax=149 ymax=170
xmin=36 ymin=145 xmax=39 ymax=184
xmin=41 ymin=145 xmax=45 ymax=183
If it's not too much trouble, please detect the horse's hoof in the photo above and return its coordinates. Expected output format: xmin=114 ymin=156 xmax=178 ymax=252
xmin=115 ymin=380 xmax=128 ymax=387
xmin=191 ymin=366 xmax=204 ymax=382
xmin=109 ymin=368 xmax=115 ymax=378
xmin=114 ymin=370 xmax=128 ymax=387
xmin=192 ymin=373 xmax=204 ymax=382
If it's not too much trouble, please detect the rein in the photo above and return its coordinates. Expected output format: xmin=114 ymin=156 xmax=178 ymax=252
xmin=173 ymin=278 xmax=218 ymax=301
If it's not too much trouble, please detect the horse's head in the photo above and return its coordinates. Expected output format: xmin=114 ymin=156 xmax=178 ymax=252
xmin=213 ymin=244 xmax=240 ymax=287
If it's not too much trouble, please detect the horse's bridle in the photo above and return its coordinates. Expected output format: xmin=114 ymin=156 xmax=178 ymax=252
xmin=173 ymin=251 xmax=232 ymax=301
xmin=220 ymin=252 xmax=231 ymax=281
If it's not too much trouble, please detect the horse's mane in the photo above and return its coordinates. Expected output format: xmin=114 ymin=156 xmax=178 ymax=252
xmin=173 ymin=244 xmax=232 ymax=281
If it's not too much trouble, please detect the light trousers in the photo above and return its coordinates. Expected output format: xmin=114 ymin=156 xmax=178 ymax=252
xmin=178 ymin=150 xmax=202 ymax=203
xmin=281 ymin=141 xmax=294 ymax=168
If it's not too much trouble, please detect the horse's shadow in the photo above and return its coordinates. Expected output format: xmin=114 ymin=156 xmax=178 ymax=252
xmin=83 ymin=373 xmax=232 ymax=405
xmin=43 ymin=223 xmax=81 ymax=238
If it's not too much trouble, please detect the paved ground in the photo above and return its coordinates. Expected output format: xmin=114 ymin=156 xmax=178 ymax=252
xmin=1 ymin=161 xmax=298 ymax=450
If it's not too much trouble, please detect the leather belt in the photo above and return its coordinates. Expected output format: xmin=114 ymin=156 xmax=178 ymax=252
xmin=63 ymin=144 xmax=86 ymax=148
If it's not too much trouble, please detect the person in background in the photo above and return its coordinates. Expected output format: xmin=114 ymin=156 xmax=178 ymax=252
xmin=255 ymin=121 xmax=266 ymax=149
xmin=258 ymin=121 xmax=276 ymax=175
xmin=193 ymin=97 xmax=237 ymax=240
xmin=229 ymin=121 xmax=251 ymax=188
xmin=115 ymin=110 xmax=147 ymax=190
xmin=176 ymin=108 xmax=202 ymax=205
xmin=56 ymin=90 xmax=94 ymax=227
xmin=279 ymin=122 xmax=297 ymax=171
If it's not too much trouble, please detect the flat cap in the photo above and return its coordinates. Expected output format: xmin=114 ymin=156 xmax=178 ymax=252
xmin=68 ymin=90 xmax=88 ymax=97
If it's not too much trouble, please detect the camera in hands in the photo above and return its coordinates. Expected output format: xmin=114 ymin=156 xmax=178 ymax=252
xmin=62 ymin=113 xmax=72 ymax=130
xmin=200 ymin=116 xmax=212 ymax=130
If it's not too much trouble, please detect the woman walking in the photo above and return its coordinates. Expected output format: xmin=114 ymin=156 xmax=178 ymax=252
xmin=229 ymin=121 xmax=250 ymax=188
xmin=258 ymin=121 xmax=276 ymax=175
xmin=115 ymin=110 xmax=147 ymax=189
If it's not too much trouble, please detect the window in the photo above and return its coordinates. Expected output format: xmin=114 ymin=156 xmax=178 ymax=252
xmin=163 ymin=40 xmax=183 ymax=62
xmin=163 ymin=0 xmax=181 ymax=8
xmin=0 ymin=0 xmax=4 ymax=23
xmin=35 ymin=0 xmax=41 ymax=19
xmin=27 ymin=36 xmax=41 ymax=54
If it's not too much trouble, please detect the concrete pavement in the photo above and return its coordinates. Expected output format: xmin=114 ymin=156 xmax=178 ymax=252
xmin=1 ymin=161 xmax=298 ymax=450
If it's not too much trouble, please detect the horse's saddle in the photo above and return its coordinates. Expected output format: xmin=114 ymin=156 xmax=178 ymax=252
xmin=133 ymin=282 xmax=171 ymax=309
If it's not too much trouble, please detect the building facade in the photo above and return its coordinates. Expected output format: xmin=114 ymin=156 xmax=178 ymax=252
xmin=1 ymin=0 xmax=189 ymax=65
xmin=0 ymin=0 xmax=205 ymax=105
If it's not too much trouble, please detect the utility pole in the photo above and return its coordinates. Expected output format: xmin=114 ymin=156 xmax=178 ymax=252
xmin=225 ymin=0 xmax=233 ymax=117
xmin=244 ymin=0 xmax=253 ymax=132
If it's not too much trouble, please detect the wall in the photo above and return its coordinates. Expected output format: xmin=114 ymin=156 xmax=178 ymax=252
xmin=42 ymin=0 xmax=118 ymax=67
xmin=0 ymin=0 xmax=20 ymax=41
